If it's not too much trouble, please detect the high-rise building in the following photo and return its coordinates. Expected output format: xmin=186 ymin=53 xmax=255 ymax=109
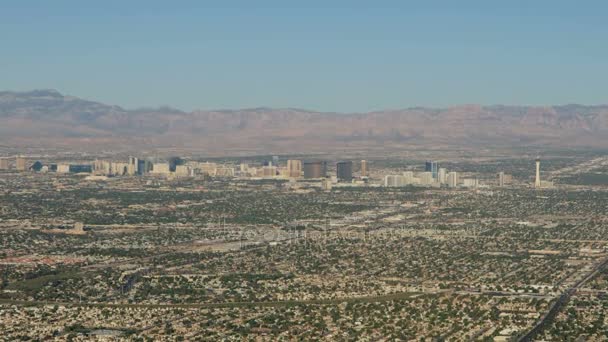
xmin=384 ymin=172 xmax=418 ymax=187
xmin=238 ymin=163 xmax=251 ymax=177
xmin=272 ymin=155 xmax=279 ymax=166
xmin=360 ymin=160 xmax=368 ymax=178
xmin=168 ymin=157 xmax=183 ymax=172
xmin=463 ymin=178 xmax=478 ymax=188
xmin=403 ymin=171 xmax=414 ymax=183
xmin=128 ymin=156 xmax=139 ymax=176
xmin=57 ymin=164 xmax=92 ymax=173
xmin=175 ymin=165 xmax=192 ymax=177
xmin=151 ymin=163 xmax=171 ymax=175
xmin=287 ymin=159 xmax=302 ymax=178
xmin=498 ymin=172 xmax=505 ymax=187
xmin=138 ymin=159 xmax=150 ymax=175
xmin=303 ymin=161 xmax=326 ymax=179
xmin=16 ymin=156 xmax=28 ymax=171
xmin=447 ymin=172 xmax=459 ymax=188
xmin=336 ymin=161 xmax=353 ymax=182
xmin=438 ymin=168 xmax=447 ymax=184
xmin=215 ymin=166 xmax=235 ymax=177
xmin=425 ymin=161 xmax=439 ymax=180
xmin=111 ymin=162 xmax=129 ymax=176
xmin=278 ymin=167 xmax=290 ymax=178
xmin=535 ymin=158 xmax=541 ymax=188
xmin=384 ymin=175 xmax=395 ymax=187
xmin=419 ymin=171 xmax=434 ymax=185
xmin=384 ymin=175 xmax=394 ymax=187
xmin=263 ymin=165 xmax=277 ymax=177
xmin=0 ymin=158 xmax=9 ymax=170
xmin=93 ymin=160 xmax=106 ymax=174
xmin=198 ymin=162 xmax=218 ymax=176
xmin=57 ymin=164 xmax=70 ymax=173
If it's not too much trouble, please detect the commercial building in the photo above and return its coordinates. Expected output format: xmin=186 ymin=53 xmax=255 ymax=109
xmin=93 ymin=160 xmax=109 ymax=175
xmin=278 ymin=167 xmax=290 ymax=178
xmin=138 ymin=159 xmax=151 ymax=175
xmin=16 ymin=156 xmax=28 ymax=171
xmin=197 ymin=162 xmax=218 ymax=176
xmin=168 ymin=157 xmax=183 ymax=172
xmin=360 ymin=160 xmax=368 ymax=178
xmin=287 ymin=159 xmax=302 ymax=178
xmin=336 ymin=161 xmax=353 ymax=182
xmin=71 ymin=164 xmax=92 ymax=173
xmin=438 ymin=168 xmax=447 ymax=184
xmin=151 ymin=163 xmax=171 ymax=175
xmin=447 ymin=172 xmax=459 ymax=188
xmin=403 ymin=171 xmax=414 ymax=184
xmin=92 ymin=157 xmax=149 ymax=176
xmin=262 ymin=165 xmax=277 ymax=178
xmin=384 ymin=175 xmax=405 ymax=187
xmin=175 ymin=165 xmax=192 ymax=177
xmin=419 ymin=172 xmax=434 ymax=185
xmin=535 ymin=158 xmax=541 ymax=188
xmin=383 ymin=172 xmax=419 ymax=187
xmin=498 ymin=172 xmax=505 ymax=187
xmin=111 ymin=162 xmax=130 ymax=176
xmin=57 ymin=164 xmax=92 ymax=173
xmin=303 ymin=161 xmax=327 ymax=179
xmin=56 ymin=164 xmax=69 ymax=174
xmin=215 ymin=166 xmax=235 ymax=177
xmin=29 ymin=161 xmax=43 ymax=172
xmin=462 ymin=178 xmax=478 ymax=188
xmin=128 ymin=156 xmax=139 ymax=176
xmin=0 ymin=158 xmax=9 ymax=170
xmin=425 ymin=160 xmax=439 ymax=180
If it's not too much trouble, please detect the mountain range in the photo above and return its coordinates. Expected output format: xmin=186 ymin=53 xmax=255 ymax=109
xmin=2 ymin=89 xmax=608 ymax=154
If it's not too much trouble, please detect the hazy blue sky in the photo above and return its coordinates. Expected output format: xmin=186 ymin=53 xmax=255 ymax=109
xmin=1 ymin=1 xmax=607 ymax=112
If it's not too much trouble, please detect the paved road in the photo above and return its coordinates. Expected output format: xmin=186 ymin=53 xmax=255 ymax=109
xmin=0 ymin=291 xmax=426 ymax=309
xmin=517 ymin=256 xmax=608 ymax=342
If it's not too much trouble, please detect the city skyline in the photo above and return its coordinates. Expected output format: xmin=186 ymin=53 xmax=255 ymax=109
xmin=2 ymin=152 xmax=553 ymax=189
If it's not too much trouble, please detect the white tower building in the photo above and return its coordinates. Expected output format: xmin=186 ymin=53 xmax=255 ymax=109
xmin=535 ymin=158 xmax=541 ymax=188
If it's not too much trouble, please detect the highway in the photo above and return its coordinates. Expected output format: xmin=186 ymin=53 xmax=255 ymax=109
xmin=517 ymin=256 xmax=608 ymax=342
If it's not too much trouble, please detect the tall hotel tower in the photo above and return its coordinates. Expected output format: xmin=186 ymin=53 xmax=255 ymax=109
xmin=534 ymin=158 xmax=541 ymax=188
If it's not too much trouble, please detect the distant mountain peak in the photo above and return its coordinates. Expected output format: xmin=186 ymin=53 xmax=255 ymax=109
xmin=6 ymin=89 xmax=64 ymax=97
xmin=1 ymin=89 xmax=608 ymax=151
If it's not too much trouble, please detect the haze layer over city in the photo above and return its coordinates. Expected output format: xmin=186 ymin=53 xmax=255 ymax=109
xmin=2 ymin=1 xmax=608 ymax=341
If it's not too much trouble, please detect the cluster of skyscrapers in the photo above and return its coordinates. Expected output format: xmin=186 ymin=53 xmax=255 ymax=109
xmin=301 ymin=160 xmax=367 ymax=183
xmin=2 ymin=154 xmax=551 ymax=188
xmin=0 ymin=156 xmax=36 ymax=171
xmin=92 ymin=157 xmax=146 ymax=176
xmin=384 ymin=160 xmax=461 ymax=188
xmin=0 ymin=156 xmax=48 ymax=172
xmin=1 ymin=154 xmax=369 ymax=184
